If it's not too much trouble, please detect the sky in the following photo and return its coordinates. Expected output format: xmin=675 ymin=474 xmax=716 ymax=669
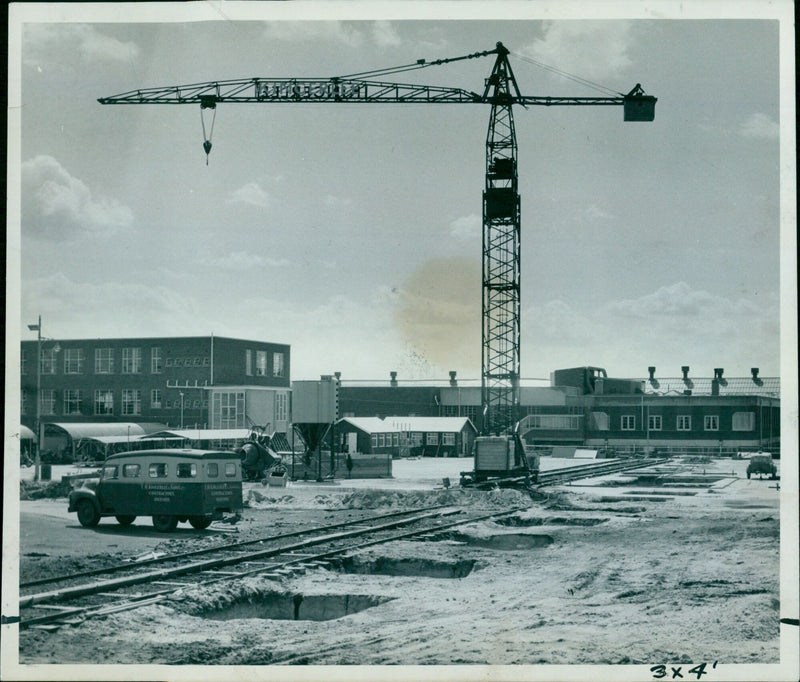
xmin=9 ymin=2 xmax=795 ymax=383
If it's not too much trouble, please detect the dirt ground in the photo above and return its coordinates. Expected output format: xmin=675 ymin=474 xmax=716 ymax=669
xmin=12 ymin=457 xmax=791 ymax=675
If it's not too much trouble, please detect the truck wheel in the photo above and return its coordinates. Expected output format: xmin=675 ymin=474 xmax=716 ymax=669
xmin=115 ymin=515 xmax=136 ymax=526
xmin=76 ymin=500 xmax=100 ymax=527
xmin=152 ymin=514 xmax=178 ymax=532
xmin=189 ymin=516 xmax=212 ymax=530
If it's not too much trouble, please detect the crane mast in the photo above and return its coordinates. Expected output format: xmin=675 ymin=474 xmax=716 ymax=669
xmin=99 ymin=42 xmax=656 ymax=438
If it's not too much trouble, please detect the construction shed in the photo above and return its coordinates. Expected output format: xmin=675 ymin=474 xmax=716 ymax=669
xmin=337 ymin=416 xmax=477 ymax=458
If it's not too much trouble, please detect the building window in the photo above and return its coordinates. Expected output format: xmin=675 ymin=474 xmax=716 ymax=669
xmin=256 ymin=351 xmax=267 ymax=376
xmin=528 ymin=415 xmax=581 ymax=430
xmin=426 ymin=432 xmax=438 ymax=445
xmin=40 ymin=389 xmax=56 ymax=415
xmin=151 ymin=347 xmax=162 ymax=374
xmin=151 ymin=389 xmax=162 ymax=409
xmin=193 ymin=399 xmax=200 ymax=409
xmin=94 ymin=390 xmax=114 ymax=415
xmin=378 ymin=434 xmax=386 ymax=447
xmin=371 ymin=434 xmax=378 ymax=448
xmin=443 ymin=433 xmax=455 ymax=446
xmin=648 ymin=415 xmax=662 ymax=431
xmin=41 ymin=348 xmax=58 ymax=375
xmin=203 ymin=356 xmax=210 ymax=366
xmin=63 ymin=389 xmax=82 ymax=415
xmin=732 ymin=412 xmax=755 ymax=431
xmin=212 ymin=391 xmax=245 ymax=429
xmin=393 ymin=433 xmax=399 ymax=446
xmin=175 ymin=358 xmax=183 ymax=367
xmin=275 ymin=393 xmax=288 ymax=422
xmin=121 ymin=348 xmax=142 ymax=374
xmin=245 ymin=350 xmax=252 ymax=376
xmin=122 ymin=389 xmax=142 ymax=416
xmin=273 ymin=352 xmax=285 ymax=378
xmin=21 ymin=390 xmax=27 ymax=415
xmin=21 ymin=351 xmax=27 ymax=375
xmin=620 ymin=415 xmax=636 ymax=431
xmin=677 ymin=415 xmax=692 ymax=431
xmin=165 ymin=357 xmax=173 ymax=367
xmin=704 ymin=415 xmax=719 ymax=431
xmin=64 ymin=348 xmax=84 ymax=374
xmin=95 ymin=348 xmax=114 ymax=374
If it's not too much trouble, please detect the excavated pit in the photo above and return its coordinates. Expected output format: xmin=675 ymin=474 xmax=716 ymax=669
xmin=202 ymin=591 xmax=392 ymax=622
xmin=436 ymin=531 xmax=554 ymax=550
xmin=494 ymin=515 xmax=608 ymax=527
xmin=335 ymin=556 xmax=476 ymax=579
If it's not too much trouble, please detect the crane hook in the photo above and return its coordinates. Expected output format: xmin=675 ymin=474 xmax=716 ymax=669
xmin=203 ymin=140 xmax=212 ymax=165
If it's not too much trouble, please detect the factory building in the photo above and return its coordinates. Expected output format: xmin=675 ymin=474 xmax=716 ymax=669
xmin=338 ymin=366 xmax=781 ymax=458
xmin=20 ymin=335 xmax=291 ymax=455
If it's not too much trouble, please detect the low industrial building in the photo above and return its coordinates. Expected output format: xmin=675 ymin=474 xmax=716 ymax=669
xmin=339 ymin=366 xmax=780 ymax=458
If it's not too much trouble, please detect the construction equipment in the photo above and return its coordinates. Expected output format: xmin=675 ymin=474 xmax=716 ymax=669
xmin=99 ymin=42 xmax=655 ymax=446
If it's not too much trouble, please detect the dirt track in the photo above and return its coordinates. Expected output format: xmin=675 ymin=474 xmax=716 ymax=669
xmin=15 ymin=457 xmax=784 ymax=672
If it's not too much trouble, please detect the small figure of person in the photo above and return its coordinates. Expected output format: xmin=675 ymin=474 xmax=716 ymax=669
xmin=346 ymin=453 xmax=354 ymax=479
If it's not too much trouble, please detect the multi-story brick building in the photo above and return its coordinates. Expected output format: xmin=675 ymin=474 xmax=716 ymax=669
xmin=20 ymin=335 xmax=291 ymax=438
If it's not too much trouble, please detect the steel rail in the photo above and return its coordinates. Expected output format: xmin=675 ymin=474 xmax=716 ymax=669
xmin=536 ymin=458 xmax=669 ymax=486
xmin=20 ymin=505 xmax=528 ymax=630
xmin=19 ymin=506 xmax=462 ymax=609
xmin=20 ymin=504 xmax=449 ymax=589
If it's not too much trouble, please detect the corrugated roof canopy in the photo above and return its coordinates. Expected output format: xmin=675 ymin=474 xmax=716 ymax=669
xmin=639 ymin=377 xmax=780 ymax=397
xmin=340 ymin=416 xmax=476 ymax=434
xmin=147 ymin=429 xmax=251 ymax=441
xmin=47 ymin=423 xmax=166 ymax=439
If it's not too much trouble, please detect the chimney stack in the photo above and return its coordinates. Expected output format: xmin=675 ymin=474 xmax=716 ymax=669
xmin=751 ymin=367 xmax=759 ymax=380
xmin=390 ymin=371 xmax=398 ymax=387
xmin=334 ymin=371 xmax=341 ymax=381
xmin=648 ymin=366 xmax=656 ymax=380
xmin=681 ymin=366 xmax=690 ymax=380
xmin=449 ymin=371 xmax=457 ymax=387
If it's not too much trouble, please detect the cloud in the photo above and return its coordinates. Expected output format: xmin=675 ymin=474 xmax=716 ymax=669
xmin=24 ymin=24 xmax=139 ymax=67
xmin=262 ymin=21 xmax=365 ymax=48
xmin=523 ymin=21 xmax=633 ymax=83
xmin=205 ymin=251 xmax=290 ymax=270
xmin=324 ymin=194 xmax=353 ymax=208
xmin=449 ymin=214 xmax=481 ymax=240
xmin=739 ymin=113 xmax=779 ymax=139
xmin=227 ymin=182 xmax=272 ymax=209
xmin=372 ymin=21 xmax=401 ymax=48
xmin=22 ymin=273 xmax=203 ymax=337
xmin=22 ymin=155 xmax=133 ymax=240
xmin=522 ymin=282 xmax=779 ymax=377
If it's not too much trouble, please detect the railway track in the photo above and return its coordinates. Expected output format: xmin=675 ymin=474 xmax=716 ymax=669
xmin=19 ymin=503 xmax=527 ymax=631
xmin=535 ymin=458 xmax=669 ymax=486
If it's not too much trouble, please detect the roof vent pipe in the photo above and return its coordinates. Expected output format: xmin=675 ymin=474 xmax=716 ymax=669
xmin=390 ymin=371 xmax=398 ymax=388
xmin=449 ymin=371 xmax=457 ymax=387
xmin=714 ymin=368 xmax=724 ymax=379
xmin=681 ymin=366 xmax=690 ymax=380
xmin=751 ymin=367 xmax=759 ymax=379
xmin=648 ymin=366 xmax=656 ymax=380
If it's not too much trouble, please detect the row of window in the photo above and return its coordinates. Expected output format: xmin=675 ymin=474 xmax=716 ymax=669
xmin=103 ymin=461 xmax=237 ymax=480
xmin=20 ymin=347 xmax=195 ymax=376
xmin=602 ymin=412 xmax=755 ymax=432
xmin=245 ymin=350 xmax=286 ymax=378
xmin=369 ymin=432 xmax=457 ymax=448
xmin=22 ymin=389 xmax=208 ymax=416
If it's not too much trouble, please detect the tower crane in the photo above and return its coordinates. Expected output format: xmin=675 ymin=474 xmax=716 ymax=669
xmin=99 ymin=42 xmax=656 ymax=451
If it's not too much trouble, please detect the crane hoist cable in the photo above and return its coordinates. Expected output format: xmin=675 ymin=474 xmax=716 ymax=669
xmin=200 ymin=95 xmax=217 ymax=164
